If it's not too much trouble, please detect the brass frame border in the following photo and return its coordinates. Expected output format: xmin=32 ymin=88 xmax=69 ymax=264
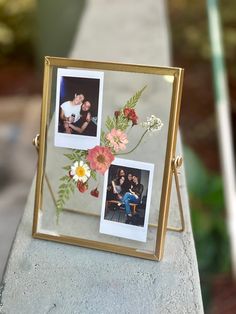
xmin=32 ymin=56 xmax=184 ymax=261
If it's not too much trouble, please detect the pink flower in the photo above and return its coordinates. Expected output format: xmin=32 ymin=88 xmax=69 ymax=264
xmin=106 ymin=128 xmax=128 ymax=152
xmin=87 ymin=146 xmax=114 ymax=175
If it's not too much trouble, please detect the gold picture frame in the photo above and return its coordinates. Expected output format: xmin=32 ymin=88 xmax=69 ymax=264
xmin=32 ymin=56 xmax=184 ymax=261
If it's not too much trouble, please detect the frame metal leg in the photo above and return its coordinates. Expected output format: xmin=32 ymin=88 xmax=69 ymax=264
xmin=166 ymin=157 xmax=185 ymax=232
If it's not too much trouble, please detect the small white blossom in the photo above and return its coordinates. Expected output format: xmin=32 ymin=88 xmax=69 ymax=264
xmin=141 ymin=115 xmax=163 ymax=132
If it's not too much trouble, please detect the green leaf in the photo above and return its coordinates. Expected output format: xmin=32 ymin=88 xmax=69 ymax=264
xmin=72 ymin=153 xmax=79 ymax=161
xmin=123 ymin=85 xmax=147 ymax=109
xmin=90 ymin=170 xmax=97 ymax=180
xmin=56 ymin=177 xmax=76 ymax=221
xmin=105 ymin=116 xmax=115 ymax=131
xmin=64 ymin=176 xmax=70 ymax=182
xmin=71 ymin=184 xmax=75 ymax=193
xmin=75 ymin=150 xmax=87 ymax=159
xmin=64 ymin=150 xmax=88 ymax=163
xmin=100 ymin=130 xmax=107 ymax=145
xmin=64 ymin=153 xmax=75 ymax=161
xmin=60 ymin=183 xmax=66 ymax=188
xmin=116 ymin=115 xmax=129 ymax=131
xmin=60 ymin=175 xmax=69 ymax=181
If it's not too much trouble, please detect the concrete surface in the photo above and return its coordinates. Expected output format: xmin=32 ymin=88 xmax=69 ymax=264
xmin=0 ymin=0 xmax=203 ymax=313
xmin=0 ymin=169 xmax=203 ymax=313
xmin=0 ymin=96 xmax=41 ymax=279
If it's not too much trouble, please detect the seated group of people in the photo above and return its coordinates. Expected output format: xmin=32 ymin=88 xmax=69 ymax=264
xmin=59 ymin=93 xmax=95 ymax=135
xmin=107 ymin=168 xmax=144 ymax=223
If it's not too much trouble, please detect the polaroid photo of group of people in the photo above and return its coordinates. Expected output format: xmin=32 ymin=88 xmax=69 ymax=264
xmin=54 ymin=68 xmax=154 ymax=243
xmin=100 ymin=158 xmax=154 ymax=242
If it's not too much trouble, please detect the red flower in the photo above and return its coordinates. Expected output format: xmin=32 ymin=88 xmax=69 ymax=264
xmin=90 ymin=187 xmax=99 ymax=198
xmin=69 ymin=171 xmax=73 ymax=178
xmin=123 ymin=108 xmax=138 ymax=125
xmin=114 ymin=111 xmax=120 ymax=119
xmin=77 ymin=181 xmax=88 ymax=193
xmin=87 ymin=146 xmax=114 ymax=175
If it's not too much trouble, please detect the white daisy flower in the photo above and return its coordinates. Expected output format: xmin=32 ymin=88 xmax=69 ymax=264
xmin=70 ymin=160 xmax=91 ymax=183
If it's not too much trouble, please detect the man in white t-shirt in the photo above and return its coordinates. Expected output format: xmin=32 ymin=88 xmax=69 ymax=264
xmin=60 ymin=94 xmax=84 ymax=133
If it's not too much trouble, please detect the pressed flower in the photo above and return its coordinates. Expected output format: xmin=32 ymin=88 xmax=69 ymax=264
xmin=87 ymin=146 xmax=114 ymax=175
xmin=141 ymin=115 xmax=163 ymax=132
xmin=90 ymin=187 xmax=99 ymax=198
xmin=70 ymin=160 xmax=91 ymax=183
xmin=77 ymin=181 xmax=88 ymax=193
xmin=123 ymin=108 xmax=138 ymax=125
xmin=114 ymin=110 xmax=120 ymax=119
xmin=57 ymin=86 xmax=148 ymax=220
xmin=106 ymin=128 xmax=128 ymax=152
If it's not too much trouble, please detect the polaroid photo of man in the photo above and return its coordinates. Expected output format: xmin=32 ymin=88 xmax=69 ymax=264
xmin=54 ymin=68 xmax=104 ymax=150
xmin=100 ymin=158 xmax=154 ymax=242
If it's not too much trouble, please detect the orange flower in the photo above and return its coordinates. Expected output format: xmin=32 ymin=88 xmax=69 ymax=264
xmin=87 ymin=146 xmax=114 ymax=175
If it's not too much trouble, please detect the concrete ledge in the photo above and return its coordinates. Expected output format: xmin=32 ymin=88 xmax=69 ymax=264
xmin=0 ymin=1 xmax=203 ymax=313
xmin=0 ymin=155 xmax=203 ymax=313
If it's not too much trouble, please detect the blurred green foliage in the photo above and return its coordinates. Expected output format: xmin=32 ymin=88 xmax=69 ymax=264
xmin=0 ymin=0 xmax=36 ymax=63
xmin=0 ymin=0 xmax=85 ymax=66
xmin=168 ymin=1 xmax=235 ymax=310
xmin=184 ymin=146 xmax=231 ymax=310
xmin=35 ymin=0 xmax=85 ymax=67
xmin=169 ymin=0 xmax=236 ymax=77
xmin=169 ymin=1 xmax=211 ymax=60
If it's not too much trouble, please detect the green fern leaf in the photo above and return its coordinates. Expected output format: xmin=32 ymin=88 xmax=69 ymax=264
xmin=123 ymin=85 xmax=147 ymax=109
xmin=90 ymin=170 xmax=97 ymax=180
xmin=56 ymin=177 xmax=76 ymax=220
xmin=64 ymin=153 xmax=75 ymax=161
xmin=105 ymin=116 xmax=115 ymax=131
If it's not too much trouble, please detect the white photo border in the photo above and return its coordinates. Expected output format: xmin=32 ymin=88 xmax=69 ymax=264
xmin=54 ymin=68 xmax=104 ymax=150
xmin=100 ymin=157 xmax=155 ymax=242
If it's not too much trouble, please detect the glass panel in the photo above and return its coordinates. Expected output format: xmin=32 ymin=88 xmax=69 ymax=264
xmin=35 ymin=59 xmax=177 ymax=258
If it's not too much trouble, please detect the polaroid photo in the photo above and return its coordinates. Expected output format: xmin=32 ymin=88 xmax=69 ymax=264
xmin=54 ymin=68 xmax=104 ymax=150
xmin=100 ymin=158 xmax=154 ymax=242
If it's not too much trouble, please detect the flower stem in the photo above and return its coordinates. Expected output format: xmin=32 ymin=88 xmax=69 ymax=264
xmin=115 ymin=129 xmax=148 ymax=156
xmin=126 ymin=124 xmax=133 ymax=136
